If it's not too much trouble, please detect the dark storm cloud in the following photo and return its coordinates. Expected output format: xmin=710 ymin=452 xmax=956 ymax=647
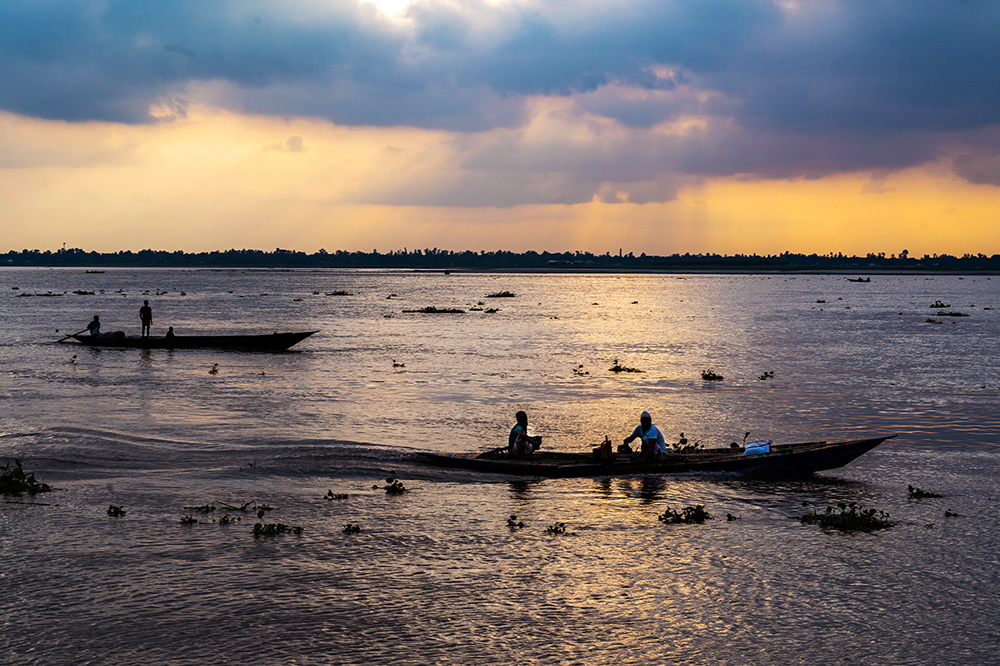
xmin=2 ymin=0 xmax=999 ymax=193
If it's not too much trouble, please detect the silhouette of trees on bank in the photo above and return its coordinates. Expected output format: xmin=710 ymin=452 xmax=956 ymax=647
xmin=3 ymin=247 xmax=999 ymax=271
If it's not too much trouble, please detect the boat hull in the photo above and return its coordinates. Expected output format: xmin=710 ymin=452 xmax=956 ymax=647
xmin=70 ymin=331 xmax=318 ymax=351
xmin=417 ymin=435 xmax=896 ymax=478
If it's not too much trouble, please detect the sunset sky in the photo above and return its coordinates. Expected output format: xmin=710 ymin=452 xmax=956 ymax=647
xmin=2 ymin=0 xmax=999 ymax=256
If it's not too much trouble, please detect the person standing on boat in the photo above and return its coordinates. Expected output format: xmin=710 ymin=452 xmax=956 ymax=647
xmin=139 ymin=300 xmax=153 ymax=337
xmin=509 ymin=411 xmax=542 ymax=459
xmin=623 ymin=411 xmax=668 ymax=462
xmin=86 ymin=315 xmax=101 ymax=336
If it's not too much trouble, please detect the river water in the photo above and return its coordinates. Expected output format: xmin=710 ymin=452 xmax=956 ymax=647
xmin=1 ymin=268 xmax=998 ymax=664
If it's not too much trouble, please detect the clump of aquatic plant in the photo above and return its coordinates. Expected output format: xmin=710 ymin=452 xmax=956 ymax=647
xmin=729 ymin=432 xmax=752 ymax=450
xmin=343 ymin=523 xmax=361 ymax=534
xmin=726 ymin=513 xmax=741 ymax=521
xmin=671 ymin=433 xmax=702 ymax=453
xmin=507 ymin=514 xmax=525 ymax=530
xmin=209 ymin=363 xmax=219 ymax=375
xmin=216 ymin=514 xmax=240 ymax=524
xmin=253 ymin=521 xmax=303 ymax=537
xmin=326 ymin=290 xmax=352 ymax=296
xmin=324 ymin=490 xmax=348 ymax=500
xmin=373 ymin=472 xmax=407 ymax=495
xmin=609 ymin=359 xmax=643 ymax=373
xmin=702 ymin=369 xmax=724 ymax=381
xmin=402 ymin=306 xmax=466 ymax=314
xmin=572 ymin=364 xmax=589 ymax=376
xmin=180 ymin=515 xmax=199 ymax=525
xmin=930 ymin=300 xmax=950 ymax=308
xmin=797 ymin=502 xmax=893 ymax=532
xmin=925 ymin=318 xmax=943 ymax=324
xmin=658 ymin=505 xmax=712 ymax=524
xmin=944 ymin=509 xmax=961 ymax=518
xmin=757 ymin=370 xmax=775 ymax=381
xmin=545 ymin=522 xmax=567 ymax=534
xmin=386 ymin=293 xmax=397 ymax=299
xmin=483 ymin=307 xmax=499 ymax=314
xmin=485 ymin=291 xmax=517 ymax=298
xmin=936 ymin=311 xmax=970 ymax=317
xmin=392 ymin=360 xmax=405 ymax=368
xmin=0 ymin=459 xmax=52 ymax=496
xmin=73 ymin=290 xmax=95 ymax=295
xmin=107 ymin=505 xmax=126 ymax=517
xmin=816 ymin=299 xmax=826 ymax=303
xmin=184 ymin=504 xmax=216 ymax=513
xmin=908 ymin=485 xmax=944 ymax=499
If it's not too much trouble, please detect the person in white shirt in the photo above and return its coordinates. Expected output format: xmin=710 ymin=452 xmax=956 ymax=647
xmin=623 ymin=411 xmax=668 ymax=461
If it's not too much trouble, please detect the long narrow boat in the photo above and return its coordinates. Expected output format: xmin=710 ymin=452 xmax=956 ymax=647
xmin=417 ymin=435 xmax=896 ymax=478
xmin=69 ymin=331 xmax=318 ymax=351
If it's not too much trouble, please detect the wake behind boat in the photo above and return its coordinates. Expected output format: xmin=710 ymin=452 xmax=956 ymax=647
xmin=418 ymin=435 xmax=896 ymax=478
xmin=68 ymin=330 xmax=318 ymax=351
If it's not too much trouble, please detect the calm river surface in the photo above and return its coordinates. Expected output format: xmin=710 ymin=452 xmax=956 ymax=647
xmin=2 ymin=268 xmax=999 ymax=664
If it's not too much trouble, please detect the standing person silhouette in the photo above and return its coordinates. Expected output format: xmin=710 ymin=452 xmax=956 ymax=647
xmin=139 ymin=300 xmax=153 ymax=337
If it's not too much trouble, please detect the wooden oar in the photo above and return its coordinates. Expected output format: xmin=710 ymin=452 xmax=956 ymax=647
xmin=56 ymin=328 xmax=89 ymax=343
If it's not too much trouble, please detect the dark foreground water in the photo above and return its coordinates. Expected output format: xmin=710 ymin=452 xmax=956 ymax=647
xmin=2 ymin=269 xmax=998 ymax=664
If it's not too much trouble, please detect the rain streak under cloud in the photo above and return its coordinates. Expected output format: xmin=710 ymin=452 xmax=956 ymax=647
xmin=1 ymin=0 xmax=999 ymax=254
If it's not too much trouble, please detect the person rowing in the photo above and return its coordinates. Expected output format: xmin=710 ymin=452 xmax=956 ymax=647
xmin=622 ymin=410 xmax=668 ymax=462
xmin=508 ymin=410 xmax=542 ymax=459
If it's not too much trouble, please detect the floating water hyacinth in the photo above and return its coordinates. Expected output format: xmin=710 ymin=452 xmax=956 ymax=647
xmin=0 ymin=459 xmax=52 ymax=496
xmin=610 ymin=359 xmax=643 ymax=373
xmin=797 ymin=502 xmax=893 ymax=532
xmin=658 ymin=505 xmax=712 ymax=524
xmin=545 ymin=521 xmax=567 ymax=534
xmin=908 ymin=485 xmax=943 ymax=499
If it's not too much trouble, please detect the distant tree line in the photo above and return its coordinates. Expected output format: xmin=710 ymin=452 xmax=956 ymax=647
xmin=4 ymin=247 xmax=1000 ymax=271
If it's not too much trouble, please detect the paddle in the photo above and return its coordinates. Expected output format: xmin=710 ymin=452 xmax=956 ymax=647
xmin=57 ymin=328 xmax=89 ymax=343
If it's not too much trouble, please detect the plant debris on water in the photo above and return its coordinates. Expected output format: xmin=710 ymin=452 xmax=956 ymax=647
xmin=507 ymin=514 xmax=525 ymax=530
xmin=908 ymin=485 xmax=944 ymax=499
xmin=402 ymin=306 xmax=465 ymax=314
xmin=658 ymin=505 xmax=712 ymax=524
xmin=343 ymin=523 xmax=361 ymax=534
xmin=797 ymin=502 xmax=893 ymax=532
xmin=702 ymin=369 xmax=724 ymax=381
xmin=1 ymin=459 xmax=52 ymax=496
xmin=253 ymin=522 xmax=303 ymax=537
xmin=545 ymin=522 xmax=567 ymax=534
xmin=930 ymin=300 xmax=950 ymax=308
xmin=373 ymin=472 xmax=407 ymax=494
xmin=107 ymin=505 xmax=126 ymax=517
xmin=610 ymin=359 xmax=643 ymax=373
xmin=936 ymin=311 xmax=970 ymax=317
xmin=324 ymin=490 xmax=348 ymax=500
xmin=757 ymin=370 xmax=775 ymax=380
xmin=485 ymin=291 xmax=517 ymax=298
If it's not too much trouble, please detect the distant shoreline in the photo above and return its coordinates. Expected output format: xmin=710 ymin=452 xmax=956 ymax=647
xmin=4 ymin=248 xmax=999 ymax=273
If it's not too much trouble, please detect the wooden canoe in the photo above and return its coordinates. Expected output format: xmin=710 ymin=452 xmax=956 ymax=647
xmin=69 ymin=331 xmax=318 ymax=351
xmin=417 ymin=435 xmax=896 ymax=478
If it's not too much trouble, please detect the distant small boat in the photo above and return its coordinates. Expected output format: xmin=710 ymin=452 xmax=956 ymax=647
xmin=847 ymin=277 xmax=871 ymax=282
xmin=85 ymin=270 xmax=105 ymax=274
xmin=418 ymin=435 xmax=896 ymax=478
xmin=68 ymin=331 xmax=317 ymax=351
